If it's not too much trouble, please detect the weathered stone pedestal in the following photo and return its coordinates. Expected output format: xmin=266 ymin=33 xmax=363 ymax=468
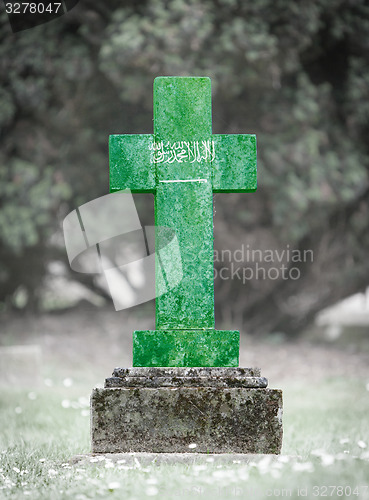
xmin=91 ymin=367 xmax=283 ymax=454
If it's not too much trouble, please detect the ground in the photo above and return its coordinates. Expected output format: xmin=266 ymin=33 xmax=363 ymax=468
xmin=1 ymin=304 xmax=369 ymax=499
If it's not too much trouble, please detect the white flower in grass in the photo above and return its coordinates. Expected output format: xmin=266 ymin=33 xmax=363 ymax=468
xmin=81 ymin=410 xmax=89 ymax=417
xmin=61 ymin=400 xmax=70 ymax=409
xmin=39 ymin=459 xmax=46 ymax=463
xmin=63 ymin=378 xmax=73 ymax=387
xmin=15 ymin=407 xmax=22 ymax=414
xmin=78 ymin=396 xmax=89 ymax=407
xmin=272 ymin=461 xmax=283 ymax=470
xmin=335 ymin=453 xmax=349 ymax=460
xmin=292 ymin=462 xmax=314 ymax=472
xmin=271 ymin=468 xmax=281 ymax=479
xmin=206 ymin=457 xmax=214 ymax=463
xmin=13 ymin=467 xmax=20 ymax=474
xmin=24 ymin=491 xmax=31 ymax=496
xmin=48 ymin=469 xmax=58 ymax=477
xmin=108 ymin=482 xmax=121 ymax=491
xmin=256 ymin=455 xmax=272 ymax=474
xmin=27 ymin=392 xmax=37 ymax=400
xmin=339 ymin=438 xmax=349 ymax=444
xmin=321 ymin=454 xmax=335 ymax=466
xmin=358 ymin=440 xmax=367 ymax=449
xmin=117 ymin=465 xmax=130 ymax=470
xmin=193 ymin=464 xmax=207 ymax=472
xmin=188 ymin=443 xmax=197 ymax=449
xmin=116 ymin=459 xmax=126 ymax=464
xmin=4 ymin=477 xmax=15 ymax=487
xmin=146 ymin=477 xmax=158 ymax=485
xmin=90 ymin=458 xmax=99 ymax=463
xmin=311 ymin=449 xmax=325 ymax=457
xmin=104 ymin=462 xmax=114 ymax=469
xmin=238 ymin=468 xmax=249 ymax=481
xmin=212 ymin=468 xmax=238 ymax=481
xmin=146 ymin=486 xmax=158 ymax=496
xmin=212 ymin=469 xmax=227 ymax=478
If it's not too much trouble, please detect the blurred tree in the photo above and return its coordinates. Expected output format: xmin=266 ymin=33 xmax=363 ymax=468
xmin=0 ymin=0 xmax=368 ymax=333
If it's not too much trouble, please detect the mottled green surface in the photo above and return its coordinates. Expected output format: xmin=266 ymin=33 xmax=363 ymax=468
xmin=213 ymin=134 xmax=257 ymax=193
xmin=109 ymin=76 xmax=257 ymax=366
xmin=154 ymin=77 xmax=212 ymax=142
xmin=155 ymin=181 xmax=214 ymax=329
xmin=154 ymin=77 xmax=212 ymax=181
xmin=109 ymin=134 xmax=155 ymax=193
xmin=133 ymin=330 xmax=239 ymax=367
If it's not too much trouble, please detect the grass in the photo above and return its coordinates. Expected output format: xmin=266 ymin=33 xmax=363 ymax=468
xmin=1 ymin=377 xmax=369 ymax=499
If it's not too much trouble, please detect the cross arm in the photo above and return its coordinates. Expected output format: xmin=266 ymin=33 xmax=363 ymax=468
xmin=212 ymin=134 xmax=257 ymax=193
xmin=109 ymin=134 xmax=156 ymax=193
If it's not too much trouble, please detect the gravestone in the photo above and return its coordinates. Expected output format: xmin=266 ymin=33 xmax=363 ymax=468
xmin=91 ymin=77 xmax=283 ymax=453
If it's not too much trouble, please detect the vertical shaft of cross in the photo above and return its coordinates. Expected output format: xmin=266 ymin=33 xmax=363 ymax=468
xmin=154 ymin=78 xmax=215 ymax=330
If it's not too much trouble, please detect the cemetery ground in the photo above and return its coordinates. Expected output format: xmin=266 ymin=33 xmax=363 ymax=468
xmin=1 ymin=305 xmax=369 ymax=499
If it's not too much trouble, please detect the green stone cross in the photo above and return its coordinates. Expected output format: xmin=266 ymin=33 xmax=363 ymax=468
xmin=110 ymin=76 xmax=257 ymax=367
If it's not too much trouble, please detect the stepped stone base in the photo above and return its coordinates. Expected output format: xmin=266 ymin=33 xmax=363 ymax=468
xmin=91 ymin=368 xmax=283 ymax=454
